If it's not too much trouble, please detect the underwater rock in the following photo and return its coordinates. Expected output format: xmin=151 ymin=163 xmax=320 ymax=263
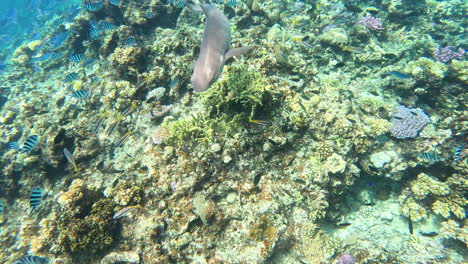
xmin=369 ymin=151 xmax=396 ymax=168
xmin=100 ymin=251 xmax=140 ymax=264
xmin=192 ymin=193 xmax=215 ymax=224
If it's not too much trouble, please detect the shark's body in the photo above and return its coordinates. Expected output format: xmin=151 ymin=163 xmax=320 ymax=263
xmin=191 ymin=1 xmax=251 ymax=92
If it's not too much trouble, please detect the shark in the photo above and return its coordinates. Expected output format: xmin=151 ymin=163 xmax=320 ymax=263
xmin=191 ymin=0 xmax=252 ymax=92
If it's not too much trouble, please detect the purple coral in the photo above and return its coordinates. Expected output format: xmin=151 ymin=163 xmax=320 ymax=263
xmin=390 ymin=105 xmax=430 ymax=139
xmin=337 ymin=253 xmax=355 ymax=264
xmin=433 ymin=46 xmax=465 ymax=63
xmin=358 ymin=15 xmax=383 ymax=30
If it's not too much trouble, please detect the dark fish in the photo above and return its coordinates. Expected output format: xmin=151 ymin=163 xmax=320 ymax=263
xmin=13 ymin=255 xmax=47 ymax=264
xmin=336 ymin=222 xmax=351 ymax=227
xmin=0 ymin=200 xmax=3 ymax=214
xmin=20 ymin=135 xmax=39 ymax=153
xmin=420 ymin=231 xmax=438 ymax=237
xmin=30 ymin=187 xmax=42 ymax=210
xmin=71 ymin=89 xmax=90 ymax=99
xmin=389 ymin=71 xmax=411 ymax=79
xmin=65 ymin=72 xmax=79 ymax=82
xmin=69 ymin=53 xmax=85 ymax=63
xmin=83 ymin=1 xmax=104 ymax=11
xmin=408 ymin=210 xmax=413 ymax=235
xmin=343 ymin=46 xmax=365 ymax=54
xmin=191 ymin=1 xmax=252 ymax=92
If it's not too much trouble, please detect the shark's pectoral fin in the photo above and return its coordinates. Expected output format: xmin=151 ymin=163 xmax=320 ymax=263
xmin=224 ymin=46 xmax=253 ymax=62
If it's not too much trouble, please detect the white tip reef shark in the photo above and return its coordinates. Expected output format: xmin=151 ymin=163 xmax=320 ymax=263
xmin=191 ymin=0 xmax=252 ymax=92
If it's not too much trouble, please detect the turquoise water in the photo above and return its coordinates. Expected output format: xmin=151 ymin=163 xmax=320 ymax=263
xmin=0 ymin=0 xmax=466 ymax=263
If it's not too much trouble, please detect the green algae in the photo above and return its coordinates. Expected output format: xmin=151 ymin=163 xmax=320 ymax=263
xmin=57 ymin=198 xmax=117 ymax=254
xmin=202 ymin=64 xmax=272 ymax=119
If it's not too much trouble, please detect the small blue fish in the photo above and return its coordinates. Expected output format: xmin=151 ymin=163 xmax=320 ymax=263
xmin=65 ymin=72 xmax=79 ymax=82
xmin=30 ymin=187 xmax=42 ymax=211
xmin=389 ymin=71 xmax=411 ymax=79
xmin=72 ymin=89 xmax=90 ymax=99
xmin=109 ymin=0 xmax=120 ymax=6
xmin=20 ymin=135 xmax=39 ymax=153
xmin=69 ymin=53 xmax=85 ymax=63
xmin=226 ymin=0 xmax=237 ymax=7
xmin=83 ymin=1 xmax=104 ymax=11
xmin=51 ymin=31 xmax=71 ymax=48
xmin=90 ymin=76 xmax=99 ymax=83
xmin=454 ymin=144 xmax=464 ymax=162
xmin=0 ymin=200 xmax=3 ymax=214
xmin=145 ymin=11 xmax=153 ymax=19
xmin=13 ymin=255 xmax=47 ymax=264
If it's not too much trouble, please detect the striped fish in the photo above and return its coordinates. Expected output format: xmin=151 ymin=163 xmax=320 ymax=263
xmin=65 ymin=72 xmax=79 ymax=82
xmin=72 ymin=89 xmax=90 ymax=99
xmin=418 ymin=152 xmax=441 ymax=162
xmin=454 ymin=144 xmax=464 ymax=162
xmin=125 ymin=37 xmax=136 ymax=46
xmin=115 ymin=131 xmax=132 ymax=148
xmin=226 ymin=0 xmax=237 ymax=7
xmin=168 ymin=78 xmax=178 ymax=88
xmin=172 ymin=0 xmax=185 ymax=8
xmin=83 ymin=1 xmax=104 ymax=11
xmin=69 ymin=53 xmax=85 ymax=63
xmin=8 ymin=141 xmax=21 ymax=150
xmin=13 ymin=255 xmax=47 ymax=264
xmin=52 ymin=17 xmax=65 ymax=27
xmin=91 ymin=112 xmax=109 ymax=134
xmin=20 ymin=135 xmax=39 ymax=153
xmin=50 ymin=52 xmax=62 ymax=61
xmin=90 ymin=27 xmax=101 ymax=40
xmin=30 ymin=187 xmax=42 ymax=211
xmin=99 ymin=21 xmax=116 ymax=32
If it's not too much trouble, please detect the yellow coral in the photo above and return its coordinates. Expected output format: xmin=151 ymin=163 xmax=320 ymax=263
xmin=440 ymin=219 xmax=467 ymax=246
xmin=410 ymin=173 xmax=450 ymax=199
xmin=432 ymin=195 xmax=467 ymax=219
xmin=401 ymin=197 xmax=428 ymax=221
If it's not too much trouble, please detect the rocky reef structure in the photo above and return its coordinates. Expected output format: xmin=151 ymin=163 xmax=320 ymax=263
xmin=0 ymin=0 xmax=466 ymax=263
